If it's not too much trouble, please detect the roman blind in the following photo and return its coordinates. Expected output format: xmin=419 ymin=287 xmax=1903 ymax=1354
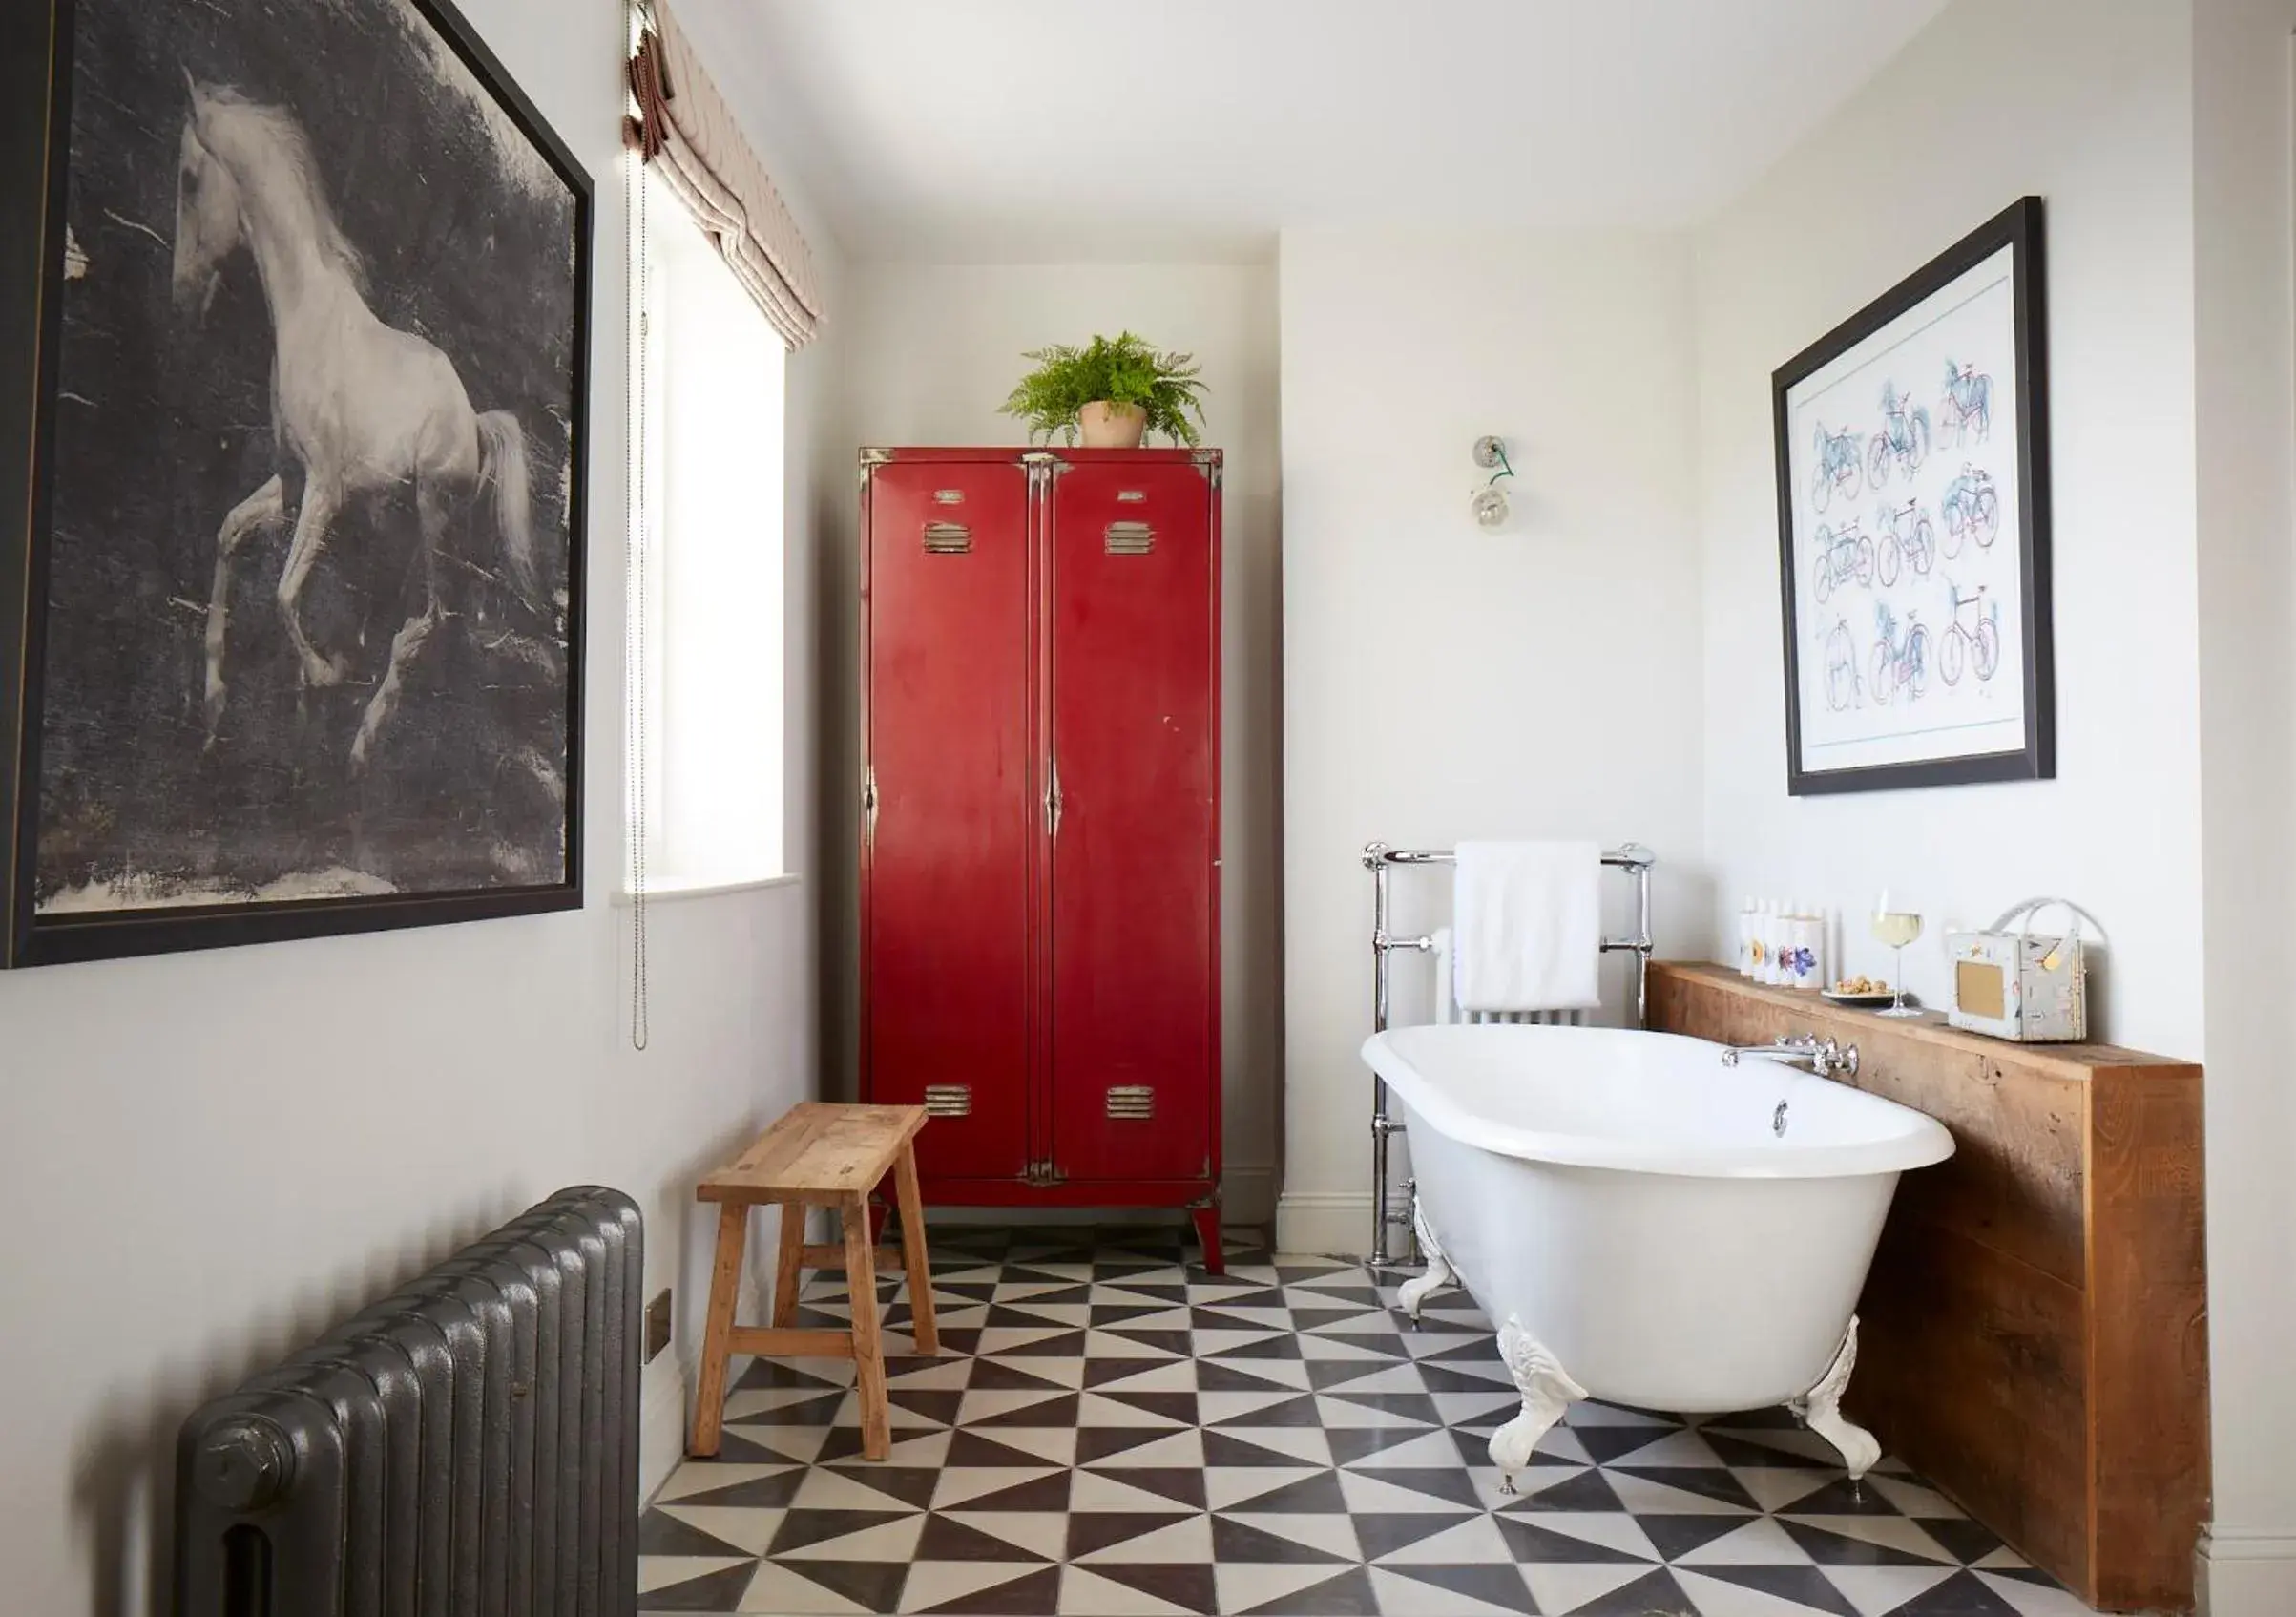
xmin=624 ymin=0 xmax=823 ymax=347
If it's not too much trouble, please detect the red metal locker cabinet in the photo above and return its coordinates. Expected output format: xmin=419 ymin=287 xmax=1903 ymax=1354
xmin=1046 ymin=460 xmax=1220 ymax=1191
xmin=860 ymin=456 xmax=1035 ymax=1185
xmin=858 ymin=447 xmax=1224 ymax=1270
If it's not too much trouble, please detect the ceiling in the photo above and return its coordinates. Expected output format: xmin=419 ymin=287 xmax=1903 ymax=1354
xmin=702 ymin=0 xmax=1952 ymax=262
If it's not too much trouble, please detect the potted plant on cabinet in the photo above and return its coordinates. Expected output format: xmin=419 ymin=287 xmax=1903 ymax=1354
xmin=999 ymin=331 xmax=1207 ymax=448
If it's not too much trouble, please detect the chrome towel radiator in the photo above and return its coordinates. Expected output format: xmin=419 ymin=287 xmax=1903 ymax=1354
xmin=1362 ymin=841 xmax=1656 ymax=1266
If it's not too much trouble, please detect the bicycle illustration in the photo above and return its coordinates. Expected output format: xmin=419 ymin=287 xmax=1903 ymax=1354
xmin=1811 ymin=520 xmax=1875 ymax=605
xmin=1868 ymin=599 xmax=1931 ymax=706
xmin=1867 ymin=381 xmax=1931 ymax=489
xmin=1824 ymin=619 xmax=1862 ymax=712
xmin=1874 ymin=498 xmax=1935 ymax=588
xmin=1939 ymin=358 xmax=1993 ymax=446
xmin=1810 ymin=422 xmax=1864 ymax=512
xmin=1941 ymin=465 xmax=2001 ymax=556
xmin=1938 ymin=580 xmax=2001 ymax=686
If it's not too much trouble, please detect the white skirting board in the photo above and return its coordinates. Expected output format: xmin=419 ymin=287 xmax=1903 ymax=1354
xmin=1274 ymin=1190 xmax=1375 ymax=1258
xmin=2197 ymin=1527 xmax=2296 ymax=1616
xmin=902 ymin=1165 xmax=1278 ymax=1228
xmin=639 ymin=1351 xmax=690 ymax=1506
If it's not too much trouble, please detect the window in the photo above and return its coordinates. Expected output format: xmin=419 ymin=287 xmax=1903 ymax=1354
xmin=629 ymin=166 xmax=785 ymax=892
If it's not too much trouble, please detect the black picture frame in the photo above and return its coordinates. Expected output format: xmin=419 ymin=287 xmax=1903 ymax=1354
xmin=0 ymin=0 xmax=591 ymax=967
xmin=1771 ymin=196 xmax=2054 ymax=796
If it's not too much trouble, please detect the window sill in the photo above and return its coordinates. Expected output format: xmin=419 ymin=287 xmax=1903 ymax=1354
xmin=611 ymin=873 xmax=801 ymax=906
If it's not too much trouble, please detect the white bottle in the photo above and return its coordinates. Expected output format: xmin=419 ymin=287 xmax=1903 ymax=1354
xmin=1737 ymin=900 xmax=1758 ymax=976
xmin=1790 ymin=911 xmax=1825 ymax=990
xmin=1757 ymin=900 xmax=1781 ymax=984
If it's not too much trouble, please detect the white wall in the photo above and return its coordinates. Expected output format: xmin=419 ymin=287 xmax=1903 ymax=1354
xmin=2190 ymin=2 xmax=2296 ymax=1607
xmin=1696 ymin=1 xmax=2296 ymax=1607
xmin=1692 ymin=0 xmax=2204 ymax=1057
xmin=832 ymin=262 xmax=1284 ymax=1225
xmin=1275 ymin=231 xmax=1708 ymax=1254
xmin=0 ymin=1 xmax=844 ymax=1609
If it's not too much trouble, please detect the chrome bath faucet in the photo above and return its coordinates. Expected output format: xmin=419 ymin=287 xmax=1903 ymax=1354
xmin=1721 ymin=1034 xmax=1860 ymax=1080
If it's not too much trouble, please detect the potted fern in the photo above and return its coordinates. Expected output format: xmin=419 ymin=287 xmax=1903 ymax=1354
xmin=999 ymin=331 xmax=1207 ymax=449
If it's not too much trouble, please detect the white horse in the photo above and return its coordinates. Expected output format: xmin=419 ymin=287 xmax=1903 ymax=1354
xmin=171 ymin=79 xmax=538 ymax=775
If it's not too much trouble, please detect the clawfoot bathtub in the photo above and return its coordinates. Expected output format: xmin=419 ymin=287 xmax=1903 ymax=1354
xmin=1361 ymin=1024 xmax=1952 ymax=1491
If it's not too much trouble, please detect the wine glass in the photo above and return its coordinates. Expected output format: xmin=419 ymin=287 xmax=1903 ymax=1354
xmin=1869 ymin=898 xmax=1925 ymax=1018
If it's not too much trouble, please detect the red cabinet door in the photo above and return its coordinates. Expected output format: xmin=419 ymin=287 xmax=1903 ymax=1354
xmin=1046 ymin=461 xmax=1220 ymax=1185
xmin=863 ymin=458 xmax=1034 ymax=1184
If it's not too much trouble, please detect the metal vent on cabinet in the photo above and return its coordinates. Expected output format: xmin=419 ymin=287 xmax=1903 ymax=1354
xmin=1104 ymin=521 xmax=1155 ymax=556
xmin=923 ymin=521 xmax=972 ymax=555
xmin=923 ymin=1084 xmax=973 ymax=1118
xmin=1105 ymin=1084 xmax=1156 ymax=1121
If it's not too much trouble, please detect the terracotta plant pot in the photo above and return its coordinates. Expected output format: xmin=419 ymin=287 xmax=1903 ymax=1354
xmin=1077 ymin=400 xmax=1148 ymax=449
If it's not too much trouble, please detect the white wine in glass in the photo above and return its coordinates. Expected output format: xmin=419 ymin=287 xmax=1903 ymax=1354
xmin=1869 ymin=902 xmax=1924 ymax=1018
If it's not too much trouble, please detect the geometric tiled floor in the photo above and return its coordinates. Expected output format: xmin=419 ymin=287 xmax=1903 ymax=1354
xmin=639 ymin=1226 xmax=2093 ymax=1615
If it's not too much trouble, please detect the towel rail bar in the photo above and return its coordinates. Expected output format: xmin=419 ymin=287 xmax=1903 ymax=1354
xmin=1360 ymin=841 xmax=1656 ymax=1267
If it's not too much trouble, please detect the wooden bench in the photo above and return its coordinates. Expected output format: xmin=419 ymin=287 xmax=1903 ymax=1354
xmin=689 ymin=1102 xmax=938 ymax=1461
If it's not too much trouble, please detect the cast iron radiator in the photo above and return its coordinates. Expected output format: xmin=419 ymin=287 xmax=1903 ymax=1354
xmin=175 ymin=1186 xmax=644 ymax=1617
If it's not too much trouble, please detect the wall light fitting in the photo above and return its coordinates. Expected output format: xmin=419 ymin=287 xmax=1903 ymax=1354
xmin=1472 ymin=435 xmax=1515 ymax=529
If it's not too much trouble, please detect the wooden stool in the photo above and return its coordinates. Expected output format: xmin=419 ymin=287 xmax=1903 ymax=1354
xmin=690 ymin=1102 xmax=938 ymax=1461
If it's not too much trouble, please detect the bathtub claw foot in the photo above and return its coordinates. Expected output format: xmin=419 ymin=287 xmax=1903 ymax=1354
xmin=1489 ymin=1317 xmax=1586 ymax=1493
xmin=1396 ymin=1197 xmax=1452 ymax=1325
xmin=1790 ymin=1314 xmax=1882 ymax=1481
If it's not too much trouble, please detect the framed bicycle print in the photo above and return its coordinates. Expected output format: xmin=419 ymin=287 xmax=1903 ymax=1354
xmin=0 ymin=0 xmax=590 ymax=965
xmin=1772 ymin=196 xmax=2054 ymax=796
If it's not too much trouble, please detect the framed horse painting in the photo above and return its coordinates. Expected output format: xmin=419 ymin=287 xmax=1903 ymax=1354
xmin=0 ymin=0 xmax=590 ymax=964
xmin=1771 ymin=197 xmax=2055 ymax=796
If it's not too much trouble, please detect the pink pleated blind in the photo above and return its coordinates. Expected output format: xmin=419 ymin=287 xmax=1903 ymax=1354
xmin=625 ymin=1 xmax=822 ymax=348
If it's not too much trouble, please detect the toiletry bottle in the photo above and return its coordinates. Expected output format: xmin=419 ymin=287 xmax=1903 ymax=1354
xmin=1791 ymin=911 xmax=1823 ymax=990
xmin=1759 ymin=900 xmax=1782 ymax=984
xmin=1738 ymin=900 xmax=1757 ymax=976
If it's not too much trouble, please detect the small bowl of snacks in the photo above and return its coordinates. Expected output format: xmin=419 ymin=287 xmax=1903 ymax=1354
xmin=1822 ymin=975 xmax=1899 ymax=1009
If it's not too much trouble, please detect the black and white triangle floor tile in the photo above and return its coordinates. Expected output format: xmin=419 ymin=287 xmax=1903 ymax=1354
xmin=640 ymin=1228 xmax=2097 ymax=1615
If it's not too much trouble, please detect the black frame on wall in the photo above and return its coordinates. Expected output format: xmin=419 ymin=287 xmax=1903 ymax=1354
xmin=0 ymin=0 xmax=594 ymax=967
xmin=1770 ymin=196 xmax=2055 ymax=797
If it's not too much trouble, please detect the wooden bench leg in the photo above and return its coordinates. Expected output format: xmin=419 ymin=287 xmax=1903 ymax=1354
xmin=689 ymin=1201 xmax=749 ymax=1457
xmin=844 ymin=1190 xmax=891 ymax=1460
xmin=893 ymin=1142 xmax=938 ymax=1355
xmin=771 ymin=1202 xmax=804 ymax=1329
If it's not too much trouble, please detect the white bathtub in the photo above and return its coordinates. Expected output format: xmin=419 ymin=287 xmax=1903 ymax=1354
xmin=1360 ymin=1022 xmax=1953 ymax=1487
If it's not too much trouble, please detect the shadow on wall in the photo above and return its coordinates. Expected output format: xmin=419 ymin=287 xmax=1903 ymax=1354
xmin=68 ymin=1122 xmax=805 ymax=1617
xmin=66 ymin=1187 xmax=525 ymax=1616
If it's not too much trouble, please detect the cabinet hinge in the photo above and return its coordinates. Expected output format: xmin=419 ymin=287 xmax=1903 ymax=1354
xmin=862 ymin=766 xmax=878 ymax=847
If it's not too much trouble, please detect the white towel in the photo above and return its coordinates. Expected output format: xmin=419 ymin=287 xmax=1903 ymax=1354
xmin=1452 ymin=841 xmax=1603 ymax=1012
